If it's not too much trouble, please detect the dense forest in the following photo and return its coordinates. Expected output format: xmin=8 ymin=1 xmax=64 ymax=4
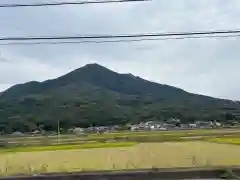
xmin=0 ymin=63 xmax=239 ymax=133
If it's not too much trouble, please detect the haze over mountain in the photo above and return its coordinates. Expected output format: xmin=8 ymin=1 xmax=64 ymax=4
xmin=0 ymin=63 xmax=239 ymax=133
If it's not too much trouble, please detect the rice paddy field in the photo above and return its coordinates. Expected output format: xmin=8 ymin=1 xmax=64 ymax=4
xmin=0 ymin=141 xmax=240 ymax=176
xmin=0 ymin=128 xmax=240 ymax=176
xmin=1 ymin=128 xmax=240 ymax=147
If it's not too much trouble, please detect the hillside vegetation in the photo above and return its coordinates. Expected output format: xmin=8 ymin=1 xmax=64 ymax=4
xmin=0 ymin=63 xmax=239 ymax=132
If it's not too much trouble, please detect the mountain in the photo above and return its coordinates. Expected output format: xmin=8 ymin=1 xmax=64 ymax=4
xmin=0 ymin=63 xmax=239 ymax=133
xmin=0 ymin=63 xmax=185 ymax=100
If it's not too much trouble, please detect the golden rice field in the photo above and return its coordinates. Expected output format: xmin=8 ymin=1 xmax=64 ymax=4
xmin=0 ymin=141 xmax=240 ymax=176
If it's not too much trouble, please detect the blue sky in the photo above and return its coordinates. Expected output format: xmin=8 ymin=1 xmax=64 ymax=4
xmin=0 ymin=0 xmax=240 ymax=100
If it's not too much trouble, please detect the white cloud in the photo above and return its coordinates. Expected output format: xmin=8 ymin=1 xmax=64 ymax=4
xmin=0 ymin=52 xmax=64 ymax=84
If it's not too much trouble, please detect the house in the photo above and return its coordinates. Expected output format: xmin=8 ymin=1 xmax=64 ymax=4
xmin=87 ymin=127 xmax=95 ymax=132
xmin=149 ymin=125 xmax=156 ymax=130
xmin=180 ymin=124 xmax=189 ymax=129
xmin=138 ymin=123 xmax=149 ymax=130
xmin=196 ymin=121 xmax=213 ymax=128
xmin=214 ymin=122 xmax=222 ymax=127
xmin=96 ymin=126 xmax=109 ymax=133
xmin=130 ymin=125 xmax=139 ymax=131
xmin=32 ymin=130 xmax=40 ymax=136
xmin=188 ymin=123 xmax=197 ymax=128
xmin=159 ymin=127 xmax=167 ymax=131
xmin=11 ymin=131 xmax=24 ymax=136
xmin=72 ymin=127 xmax=84 ymax=134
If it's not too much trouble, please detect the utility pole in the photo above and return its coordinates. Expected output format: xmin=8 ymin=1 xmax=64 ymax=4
xmin=57 ymin=120 xmax=60 ymax=144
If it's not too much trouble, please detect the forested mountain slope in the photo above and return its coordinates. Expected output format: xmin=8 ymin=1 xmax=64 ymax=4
xmin=0 ymin=63 xmax=239 ymax=132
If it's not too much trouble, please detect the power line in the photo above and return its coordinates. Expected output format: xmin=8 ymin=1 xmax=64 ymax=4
xmin=1 ymin=29 xmax=240 ymax=41
xmin=0 ymin=0 xmax=149 ymax=8
xmin=0 ymin=34 xmax=239 ymax=46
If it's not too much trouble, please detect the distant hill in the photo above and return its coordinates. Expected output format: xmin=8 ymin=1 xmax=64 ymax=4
xmin=0 ymin=63 xmax=239 ymax=132
xmin=0 ymin=63 xmax=186 ymax=100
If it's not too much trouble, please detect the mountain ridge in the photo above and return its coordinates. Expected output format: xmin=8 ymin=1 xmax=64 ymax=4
xmin=0 ymin=63 xmax=187 ymax=100
xmin=0 ymin=63 xmax=239 ymax=132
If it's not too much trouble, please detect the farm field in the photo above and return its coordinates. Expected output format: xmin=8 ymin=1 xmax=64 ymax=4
xmin=0 ymin=141 xmax=240 ymax=176
xmin=0 ymin=142 xmax=136 ymax=153
xmin=1 ymin=128 xmax=240 ymax=147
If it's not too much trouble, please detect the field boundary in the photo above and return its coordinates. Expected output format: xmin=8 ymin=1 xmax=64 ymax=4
xmin=1 ymin=166 xmax=240 ymax=180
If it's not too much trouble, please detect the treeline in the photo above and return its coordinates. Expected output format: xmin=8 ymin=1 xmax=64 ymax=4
xmin=0 ymin=95 xmax=239 ymax=133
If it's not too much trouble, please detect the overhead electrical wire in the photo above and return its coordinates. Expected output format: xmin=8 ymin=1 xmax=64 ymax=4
xmin=0 ymin=0 xmax=150 ymax=8
xmin=0 ymin=29 xmax=240 ymax=42
xmin=0 ymin=34 xmax=239 ymax=46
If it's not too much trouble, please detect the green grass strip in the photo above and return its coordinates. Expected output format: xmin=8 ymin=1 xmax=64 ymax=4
xmin=207 ymin=137 xmax=240 ymax=145
xmin=0 ymin=142 xmax=137 ymax=153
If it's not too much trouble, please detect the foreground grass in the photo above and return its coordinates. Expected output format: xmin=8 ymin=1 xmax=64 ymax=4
xmin=0 ymin=142 xmax=137 ymax=153
xmin=0 ymin=142 xmax=240 ymax=176
xmin=207 ymin=137 xmax=240 ymax=145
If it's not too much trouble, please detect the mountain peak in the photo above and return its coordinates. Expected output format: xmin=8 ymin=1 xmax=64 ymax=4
xmin=81 ymin=63 xmax=106 ymax=70
xmin=74 ymin=63 xmax=114 ymax=75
